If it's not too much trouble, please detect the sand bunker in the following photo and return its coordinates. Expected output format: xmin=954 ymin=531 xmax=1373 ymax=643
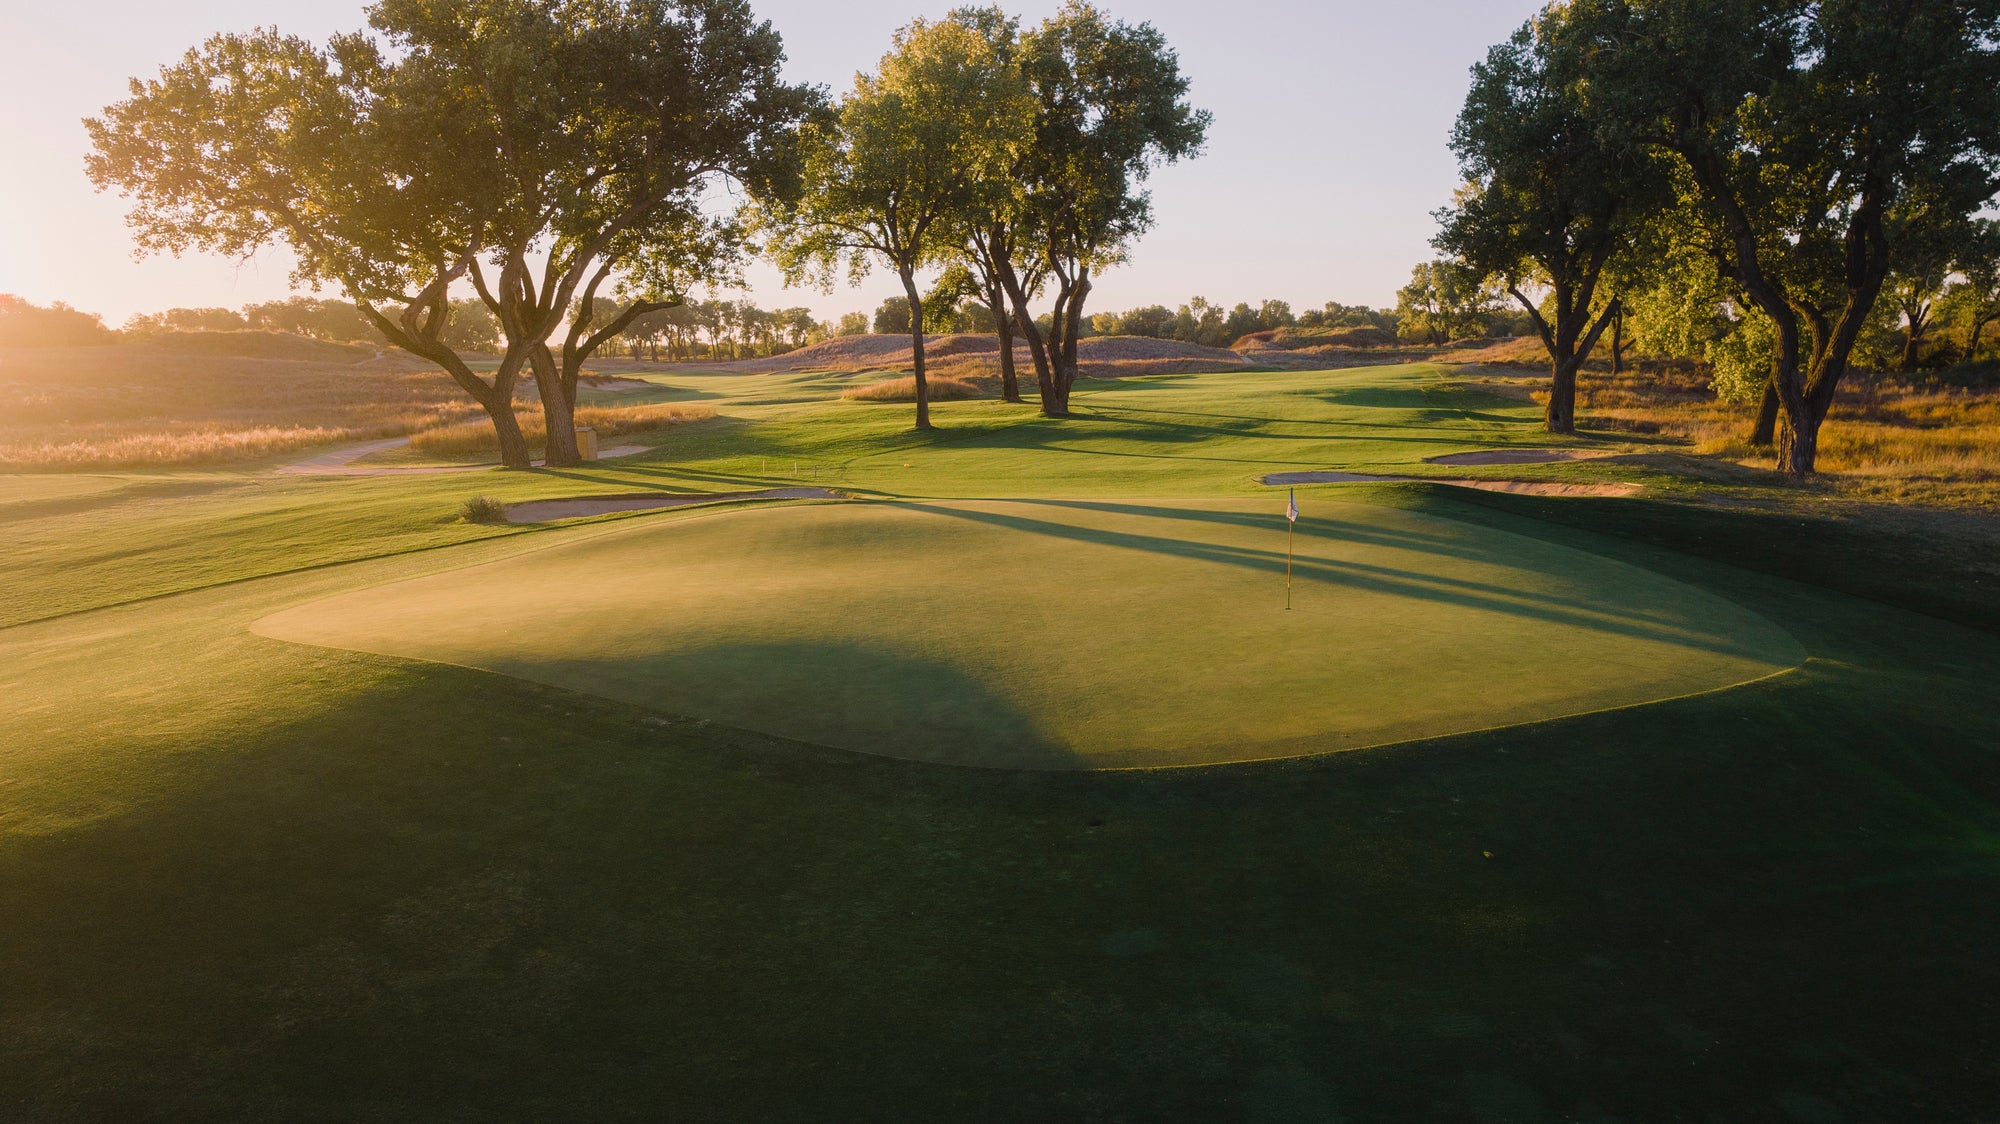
xmin=1425 ymin=448 xmax=1621 ymax=466
xmin=504 ymin=487 xmax=844 ymax=523
xmin=1264 ymin=471 xmax=1640 ymax=497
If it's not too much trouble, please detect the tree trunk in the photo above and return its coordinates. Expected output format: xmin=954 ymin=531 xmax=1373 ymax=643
xmin=1534 ymin=296 xmax=1617 ymax=437
xmin=1546 ymin=358 xmax=1579 ymax=434
xmin=990 ymin=283 xmax=1021 ymax=403
xmin=1040 ymin=273 xmax=1091 ymax=418
xmin=1611 ymin=306 xmax=1625 ymax=375
xmin=1965 ymin=312 xmax=1992 ymax=361
xmin=995 ymin=253 xmax=1055 ymax=408
xmin=487 ymin=398 xmax=532 ymax=470
xmin=901 ymin=268 xmax=933 ymax=431
xmin=1776 ymin=408 xmax=1817 ymax=477
xmin=1014 ymin=305 xmax=1055 ymax=404
xmin=1749 ymin=379 xmax=1780 ymax=447
xmin=479 ymin=355 xmax=534 ymax=470
xmin=530 ymin=344 xmax=582 ymax=467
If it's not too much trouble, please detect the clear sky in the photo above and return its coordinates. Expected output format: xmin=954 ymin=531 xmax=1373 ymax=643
xmin=0 ymin=0 xmax=1545 ymax=327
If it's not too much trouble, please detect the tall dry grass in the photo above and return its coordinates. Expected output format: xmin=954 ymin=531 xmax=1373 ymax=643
xmin=840 ymin=375 xmax=986 ymax=402
xmin=1474 ymin=359 xmax=2000 ymax=506
xmin=0 ymin=344 xmax=488 ymax=468
xmin=407 ymin=403 xmax=715 ymax=458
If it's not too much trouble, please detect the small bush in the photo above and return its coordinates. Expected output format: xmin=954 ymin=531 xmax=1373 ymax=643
xmin=840 ymin=375 xmax=984 ymax=402
xmin=460 ymin=495 xmax=508 ymax=524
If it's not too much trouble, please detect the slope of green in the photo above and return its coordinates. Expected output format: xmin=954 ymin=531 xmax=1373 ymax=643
xmin=1 ymin=363 xmax=1995 ymax=1120
xmin=255 ymin=497 xmax=1801 ymax=768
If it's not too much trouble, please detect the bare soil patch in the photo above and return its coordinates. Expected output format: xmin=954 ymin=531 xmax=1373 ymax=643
xmin=503 ymin=487 xmax=844 ymax=523
xmin=1264 ymin=470 xmax=1641 ymax=497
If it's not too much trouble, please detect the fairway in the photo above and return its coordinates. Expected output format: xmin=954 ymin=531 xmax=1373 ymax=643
xmin=255 ymin=497 xmax=1803 ymax=768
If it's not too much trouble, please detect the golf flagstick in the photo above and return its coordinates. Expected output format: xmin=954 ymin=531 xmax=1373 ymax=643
xmin=1285 ymin=488 xmax=1299 ymax=609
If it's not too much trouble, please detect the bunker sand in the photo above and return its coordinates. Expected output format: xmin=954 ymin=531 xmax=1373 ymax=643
xmin=255 ymin=497 xmax=1802 ymax=770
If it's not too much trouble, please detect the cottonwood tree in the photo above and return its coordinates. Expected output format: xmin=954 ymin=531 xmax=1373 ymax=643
xmin=1394 ymin=261 xmax=1495 ymax=345
xmin=1436 ymin=10 xmax=1665 ymax=434
xmin=997 ymin=2 xmax=1209 ymax=417
xmin=939 ymin=5 xmax=1032 ymax=404
xmin=760 ymin=16 xmax=1031 ymax=430
xmin=87 ymin=27 xmax=536 ymax=458
xmin=1882 ymin=204 xmax=1969 ymax=372
xmin=1946 ymin=219 xmax=2000 ymax=361
xmin=88 ymin=0 xmax=815 ymax=468
xmin=1579 ymin=0 xmax=2000 ymax=475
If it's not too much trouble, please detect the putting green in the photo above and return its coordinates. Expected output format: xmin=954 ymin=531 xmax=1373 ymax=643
xmin=253 ymin=498 xmax=1804 ymax=769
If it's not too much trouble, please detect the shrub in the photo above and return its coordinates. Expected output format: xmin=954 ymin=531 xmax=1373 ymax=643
xmin=460 ymin=496 xmax=508 ymax=524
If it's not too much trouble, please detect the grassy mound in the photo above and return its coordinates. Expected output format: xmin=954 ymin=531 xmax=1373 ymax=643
xmin=840 ymin=375 xmax=985 ymax=402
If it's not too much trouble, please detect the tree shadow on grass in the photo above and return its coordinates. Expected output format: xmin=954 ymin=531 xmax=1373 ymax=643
xmin=1 ymin=601 xmax=1994 ymax=1118
xmin=895 ymin=500 xmax=1797 ymax=662
xmin=516 ymin=640 xmax=1081 ymax=771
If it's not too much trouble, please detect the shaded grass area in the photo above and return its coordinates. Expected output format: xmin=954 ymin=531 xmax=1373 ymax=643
xmin=1430 ymin=486 xmax=2000 ymax=634
xmin=0 ymin=500 xmax=1995 ymax=1120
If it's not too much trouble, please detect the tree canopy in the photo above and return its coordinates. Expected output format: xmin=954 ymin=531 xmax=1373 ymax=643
xmin=1572 ymin=0 xmax=2000 ymax=475
xmin=88 ymin=0 xmax=818 ymax=467
xmin=997 ymin=2 xmax=1210 ymax=416
xmin=759 ymin=13 xmax=1031 ymax=429
xmin=1436 ymin=8 xmax=1666 ymax=432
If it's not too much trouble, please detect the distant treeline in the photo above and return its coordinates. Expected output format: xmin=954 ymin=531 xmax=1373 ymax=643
xmin=0 ymin=293 xmax=864 ymax=362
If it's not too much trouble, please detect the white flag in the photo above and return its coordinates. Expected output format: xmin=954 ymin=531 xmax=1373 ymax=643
xmin=1286 ymin=489 xmax=1299 ymax=523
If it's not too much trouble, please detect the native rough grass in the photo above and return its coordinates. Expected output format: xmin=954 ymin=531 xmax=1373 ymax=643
xmin=0 ymin=343 xmax=711 ymax=469
xmin=839 ymin=375 xmax=985 ymax=402
xmin=408 ymin=403 xmax=715 ymax=458
xmin=0 ymin=344 xmax=486 ymax=468
xmin=1458 ymin=351 xmax=2000 ymax=507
